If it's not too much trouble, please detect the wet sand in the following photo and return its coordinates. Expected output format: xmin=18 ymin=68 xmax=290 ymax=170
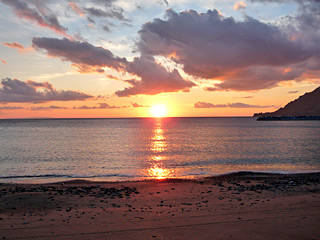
xmin=1 ymin=172 xmax=320 ymax=240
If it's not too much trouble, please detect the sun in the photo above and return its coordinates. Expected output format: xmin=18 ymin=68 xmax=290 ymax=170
xmin=150 ymin=104 xmax=167 ymax=118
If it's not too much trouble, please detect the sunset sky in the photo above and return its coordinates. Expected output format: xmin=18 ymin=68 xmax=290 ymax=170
xmin=0 ymin=0 xmax=319 ymax=118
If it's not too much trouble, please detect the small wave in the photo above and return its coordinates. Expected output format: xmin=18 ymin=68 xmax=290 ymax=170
xmin=0 ymin=173 xmax=140 ymax=179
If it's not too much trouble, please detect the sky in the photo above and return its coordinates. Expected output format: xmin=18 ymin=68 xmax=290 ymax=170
xmin=0 ymin=0 xmax=319 ymax=118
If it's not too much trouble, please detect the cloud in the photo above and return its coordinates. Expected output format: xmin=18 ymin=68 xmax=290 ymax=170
xmin=79 ymin=0 xmax=126 ymax=22
xmin=87 ymin=16 xmax=95 ymax=24
xmin=130 ymin=102 xmax=149 ymax=108
xmin=29 ymin=3 xmax=320 ymax=96
xmin=194 ymin=101 xmax=274 ymax=108
xmin=203 ymin=65 xmax=306 ymax=91
xmin=0 ymin=0 xmax=70 ymax=37
xmin=30 ymin=105 xmax=68 ymax=111
xmin=3 ymin=42 xmax=24 ymax=50
xmin=288 ymin=90 xmax=299 ymax=94
xmin=0 ymin=106 xmax=23 ymax=110
xmin=0 ymin=78 xmax=92 ymax=103
xmin=1 ymin=41 xmax=32 ymax=54
xmin=115 ymin=57 xmax=196 ymax=97
xmin=32 ymin=37 xmax=127 ymax=72
xmin=69 ymin=2 xmax=84 ymax=16
xmin=74 ymin=103 xmax=127 ymax=109
xmin=102 ymin=25 xmax=111 ymax=32
xmin=106 ymin=75 xmax=121 ymax=80
xmin=158 ymin=0 xmax=169 ymax=5
xmin=234 ymin=1 xmax=247 ymax=10
xmin=84 ymin=7 xmax=125 ymax=21
xmin=0 ymin=59 xmax=6 ymax=64
xmin=137 ymin=8 xmax=320 ymax=91
xmin=67 ymin=0 xmax=128 ymax=29
xmin=1 ymin=103 xmax=128 ymax=111
xmin=138 ymin=9 xmax=310 ymax=72
xmin=32 ymin=37 xmax=195 ymax=96
xmin=233 ymin=96 xmax=254 ymax=99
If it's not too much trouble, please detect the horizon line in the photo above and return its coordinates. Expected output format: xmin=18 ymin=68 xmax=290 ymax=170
xmin=0 ymin=116 xmax=255 ymax=120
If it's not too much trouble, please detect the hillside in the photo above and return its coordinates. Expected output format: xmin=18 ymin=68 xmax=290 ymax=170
xmin=254 ymin=86 xmax=320 ymax=117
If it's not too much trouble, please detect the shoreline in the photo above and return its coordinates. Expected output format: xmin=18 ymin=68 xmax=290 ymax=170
xmin=1 ymin=170 xmax=320 ymax=185
xmin=1 ymin=171 xmax=319 ymax=239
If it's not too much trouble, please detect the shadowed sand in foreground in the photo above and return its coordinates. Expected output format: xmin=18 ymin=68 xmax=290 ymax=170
xmin=1 ymin=172 xmax=320 ymax=240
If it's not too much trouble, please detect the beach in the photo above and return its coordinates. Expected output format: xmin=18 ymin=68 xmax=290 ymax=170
xmin=1 ymin=172 xmax=319 ymax=240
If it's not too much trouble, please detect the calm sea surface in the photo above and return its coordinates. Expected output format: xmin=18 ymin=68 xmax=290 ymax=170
xmin=0 ymin=117 xmax=319 ymax=183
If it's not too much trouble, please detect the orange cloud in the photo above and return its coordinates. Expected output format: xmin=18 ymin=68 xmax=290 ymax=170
xmin=234 ymin=1 xmax=246 ymax=10
xmin=69 ymin=2 xmax=84 ymax=16
xmin=2 ymin=42 xmax=33 ymax=53
xmin=0 ymin=59 xmax=6 ymax=64
xmin=106 ymin=74 xmax=118 ymax=80
xmin=71 ymin=63 xmax=105 ymax=73
xmin=4 ymin=42 xmax=24 ymax=50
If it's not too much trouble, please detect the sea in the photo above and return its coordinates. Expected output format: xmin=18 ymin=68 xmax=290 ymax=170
xmin=0 ymin=117 xmax=319 ymax=183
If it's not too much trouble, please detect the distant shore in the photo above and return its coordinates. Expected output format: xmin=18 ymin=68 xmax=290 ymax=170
xmin=256 ymin=116 xmax=320 ymax=121
xmin=1 ymin=172 xmax=319 ymax=239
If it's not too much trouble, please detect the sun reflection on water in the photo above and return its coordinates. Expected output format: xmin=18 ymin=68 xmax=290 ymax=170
xmin=146 ymin=121 xmax=174 ymax=179
xmin=152 ymin=155 xmax=165 ymax=161
xmin=148 ymin=164 xmax=172 ymax=179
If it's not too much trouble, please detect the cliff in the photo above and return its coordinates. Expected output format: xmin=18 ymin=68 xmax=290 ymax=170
xmin=254 ymin=86 xmax=320 ymax=117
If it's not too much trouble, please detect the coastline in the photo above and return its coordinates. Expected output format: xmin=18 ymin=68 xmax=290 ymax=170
xmin=2 ymin=169 xmax=320 ymax=184
xmin=1 ymin=172 xmax=319 ymax=239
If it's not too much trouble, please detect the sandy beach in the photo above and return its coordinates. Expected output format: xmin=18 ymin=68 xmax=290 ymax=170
xmin=1 ymin=172 xmax=319 ymax=240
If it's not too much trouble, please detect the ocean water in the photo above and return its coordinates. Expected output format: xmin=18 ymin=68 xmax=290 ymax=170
xmin=0 ymin=117 xmax=319 ymax=183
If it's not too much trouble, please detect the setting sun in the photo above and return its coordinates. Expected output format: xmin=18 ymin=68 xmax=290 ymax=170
xmin=150 ymin=104 xmax=167 ymax=118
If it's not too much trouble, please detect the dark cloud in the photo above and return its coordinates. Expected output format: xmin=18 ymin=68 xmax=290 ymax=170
xmin=0 ymin=106 xmax=23 ymax=110
xmin=68 ymin=0 xmax=127 ymax=27
xmin=29 ymin=3 xmax=320 ymax=96
xmin=32 ymin=37 xmax=195 ymax=96
xmin=137 ymin=8 xmax=320 ymax=91
xmin=84 ymin=7 xmax=125 ymax=21
xmin=139 ymin=9 xmax=310 ymax=71
xmin=290 ymin=1 xmax=320 ymax=50
xmin=0 ymin=78 xmax=92 ymax=103
xmin=288 ymin=90 xmax=299 ymax=94
xmin=194 ymin=101 xmax=274 ymax=108
xmin=87 ymin=16 xmax=95 ymax=24
xmin=80 ymin=0 xmax=126 ymax=21
xmin=203 ymin=65 xmax=305 ymax=91
xmin=74 ymin=103 xmax=127 ymax=109
xmin=0 ymin=0 xmax=69 ymax=37
xmin=30 ymin=105 xmax=68 ymax=111
xmin=130 ymin=102 xmax=149 ymax=108
xmin=102 ymin=25 xmax=111 ymax=32
xmin=32 ymin=37 xmax=127 ymax=72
